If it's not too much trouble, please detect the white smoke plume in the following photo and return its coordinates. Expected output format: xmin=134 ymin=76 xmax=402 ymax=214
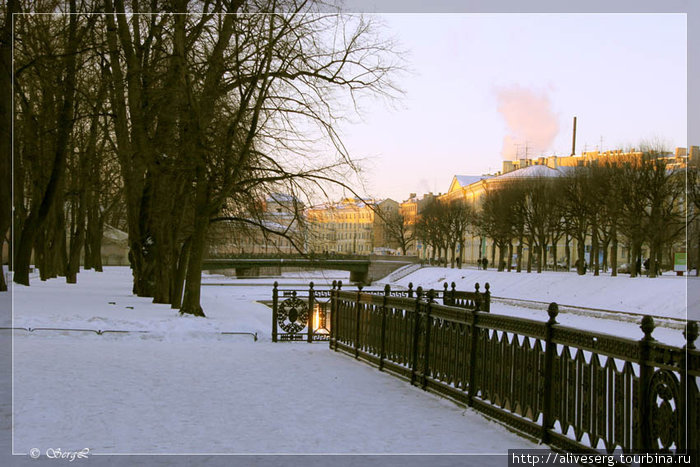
xmin=497 ymin=85 xmax=559 ymax=160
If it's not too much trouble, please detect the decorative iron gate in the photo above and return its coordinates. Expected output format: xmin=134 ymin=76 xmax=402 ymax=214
xmin=271 ymin=281 xmax=490 ymax=342
xmin=271 ymin=281 xmax=332 ymax=342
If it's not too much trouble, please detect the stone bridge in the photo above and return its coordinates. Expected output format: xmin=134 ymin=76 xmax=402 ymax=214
xmin=201 ymin=254 xmax=419 ymax=284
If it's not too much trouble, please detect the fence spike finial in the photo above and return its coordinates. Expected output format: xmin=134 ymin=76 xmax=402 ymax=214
xmin=640 ymin=315 xmax=655 ymax=341
xmin=474 ymin=282 xmax=480 ymax=293
xmin=384 ymin=284 xmax=391 ymax=295
xmin=547 ymin=302 xmax=559 ymax=325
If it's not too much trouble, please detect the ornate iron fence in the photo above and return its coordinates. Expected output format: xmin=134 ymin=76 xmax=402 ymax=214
xmin=329 ymin=286 xmax=699 ymax=455
xmin=271 ymin=281 xmax=490 ymax=342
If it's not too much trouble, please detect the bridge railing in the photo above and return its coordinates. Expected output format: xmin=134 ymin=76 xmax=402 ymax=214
xmin=208 ymin=252 xmax=370 ymax=260
xmin=329 ymin=286 xmax=699 ymax=455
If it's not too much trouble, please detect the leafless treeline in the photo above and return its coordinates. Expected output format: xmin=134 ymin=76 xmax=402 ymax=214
xmin=1 ymin=0 xmax=400 ymax=315
xmin=417 ymin=151 xmax=696 ymax=278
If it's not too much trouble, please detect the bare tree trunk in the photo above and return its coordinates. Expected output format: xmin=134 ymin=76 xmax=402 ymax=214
xmin=0 ymin=237 xmax=5 ymax=291
xmin=516 ymin=238 xmax=523 ymax=273
xmin=180 ymin=215 xmax=207 ymax=317
xmin=66 ymin=142 xmax=92 ymax=283
xmin=565 ymin=235 xmax=571 ymax=271
xmin=591 ymin=228 xmax=600 ymax=276
xmin=14 ymin=2 xmax=78 ymax=286
xmin=630 ymin=242 xmax=639 ymax=278
xmin=171 ymin=237 xmax=191 ymax=309
xmin=497 ymin=242 xmax=505 ymax=272
xmin=526 ymin=241 xmax=533 ymax=273
xmin=576 ymin=237 xmax=586 ymax=275
xmin=507 ymin=241 xmax=513 ymax=272
xmin=0 ymin=1 xmax=16 ymax=292
xmin=610 ymin=236 xmax=618 ymax=277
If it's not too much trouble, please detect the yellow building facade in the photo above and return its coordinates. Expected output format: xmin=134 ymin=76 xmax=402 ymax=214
xmin=306 ymin=198 xmax=377 ymax=255
xmin=430 ymin=148 xmax=691 ymax=270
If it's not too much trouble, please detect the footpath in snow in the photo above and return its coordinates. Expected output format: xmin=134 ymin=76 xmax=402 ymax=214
xmin=7 ymin=268 xmax=536 ymax=457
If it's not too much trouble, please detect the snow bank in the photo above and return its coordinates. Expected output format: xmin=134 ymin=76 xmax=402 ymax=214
xmin=389 ymin=266 xmax=691 ymax=320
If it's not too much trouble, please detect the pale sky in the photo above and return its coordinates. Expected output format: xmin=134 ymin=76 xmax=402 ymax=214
xmin=341 ymin=13 xmax=687 ymax=202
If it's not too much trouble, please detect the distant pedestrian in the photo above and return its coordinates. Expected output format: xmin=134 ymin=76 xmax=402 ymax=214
xmin=482 ymin=258 xmax=488 ymax=270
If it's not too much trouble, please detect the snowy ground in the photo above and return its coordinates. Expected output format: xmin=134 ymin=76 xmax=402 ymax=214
xmin=6 ymin=268 xmax=536 ymax=458
xmin=385 ymin=266 xmax=694 ymax=347
xmin=2 ymin=264 xmax=696 ymax=462
xmin=389 ymin=266 xmax=691 ymax=319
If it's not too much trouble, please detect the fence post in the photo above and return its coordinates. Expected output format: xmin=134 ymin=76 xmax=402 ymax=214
xmin=272 ymin=281 xmax=279 ymax=342
xmin=541 ymin=302 xmax=559 ymax=443
xmin=329 ymin=281 xmax=337 ymax=350
xmin=637 ymin=315 xmax=655 ymax=452
xmin=407 ymin=282 xmax=413 ymax=298
xmin=379 ymin=284 xmax=390 ymax=371
xmin=467 ymin=302 xmax=479 ymax=407
xmin=451 ymin=281 xmax=457 ymax=305
xmin=422 ymin=289 xmax=435 ymax=389
xmin=443 ymin=282 xmax=449 ymax=305
xmin=335 ymin=280 xmax=343 ymax=351
xmin=355 ymin=284 xmax=363 ymax=358
xmin=484 ymin=282 xmax=491 ymax=312
xmin=410 ymin=286 xmax=424 ymax=386
xmin=307 ymin=282 xmax=315 ymax=343
xmin=682 ymin=321 xmax=698 ymax=453
xmin=474 ymin=282 xmax=481 ymax=310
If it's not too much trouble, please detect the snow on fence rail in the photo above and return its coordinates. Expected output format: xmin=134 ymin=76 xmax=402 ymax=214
xmin=329 ymin=286 xmax=700 ymax=455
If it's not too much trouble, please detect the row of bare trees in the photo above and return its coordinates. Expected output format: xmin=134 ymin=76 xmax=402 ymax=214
xmin=415 ymin=200 xmax=475 ymax=268
xmin=405 ymin=150 xmax=690 ymax=278
xmin=478 ymin=152 xmax=689 ymax=277
xmin=3 ymin=1 xmax=400 ymax=314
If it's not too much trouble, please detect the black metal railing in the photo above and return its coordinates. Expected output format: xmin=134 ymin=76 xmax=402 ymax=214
xmin=328 ymin=286 xmax=699 ymax=455
xmin=271 ymin=281 xmax=490 ymax=342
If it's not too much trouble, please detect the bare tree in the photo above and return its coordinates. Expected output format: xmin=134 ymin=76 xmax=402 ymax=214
xmin=478 ymin=182 xmax=520 ymax=272
xmin=379 ymin=209 xmax=414 ymax=255
xmin=561 ymin=168 xmax=593 ymax=275
xmin=12 ymin=4 xmax=99 ymax=285
xmin=99 ymin=2 xmax=400 ymax=316
xmin=0 ymin=0 xmax=18 ymax=291
xmin=689 ymin=165 xmax=700 ymax=276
